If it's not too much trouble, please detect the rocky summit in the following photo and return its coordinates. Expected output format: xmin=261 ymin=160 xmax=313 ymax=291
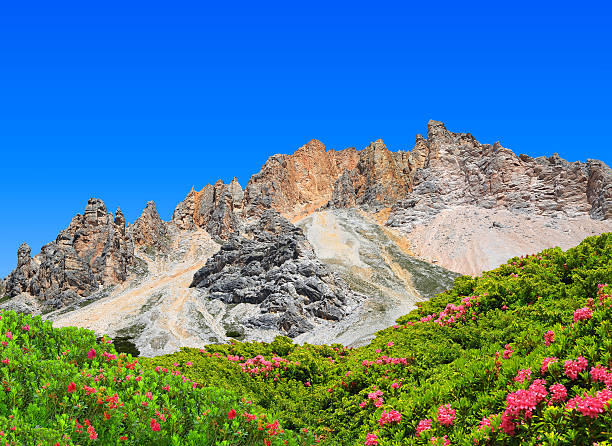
xmin=2 ymin=121 xmax=611 ymax=355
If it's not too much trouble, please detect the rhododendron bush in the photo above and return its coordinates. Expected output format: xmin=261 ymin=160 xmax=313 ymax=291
xmin=152 ymin=233 xmax=612 ymax=445
xmin=0 ymin=311 xmax=314 ymax=445
xmin=1 ymin=233 xmax=611 ymax=445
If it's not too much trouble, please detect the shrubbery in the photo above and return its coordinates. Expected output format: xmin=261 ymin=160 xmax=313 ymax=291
xmin=1 ymin=233 xmax=611 ymax=445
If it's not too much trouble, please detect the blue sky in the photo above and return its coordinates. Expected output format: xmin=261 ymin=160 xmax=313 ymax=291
xmin=0 ymin=1 xmax=611 ymax=276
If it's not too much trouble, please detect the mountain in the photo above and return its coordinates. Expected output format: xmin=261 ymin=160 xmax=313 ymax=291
xmin=2 ymin=120 xmax=610 ymax=355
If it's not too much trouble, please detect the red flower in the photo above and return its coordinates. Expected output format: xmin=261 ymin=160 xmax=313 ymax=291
xmin=228 ymin=409 xmax=237 ymax=420
xmin=67 ymin=382 xmax=76 ymax=393
xmin=120 ymin=435 xmax=128 ymax=441
xmin=88 ymin=348 xmax=97 ymax=359
xmin=150 ymin=418 xmax=161 ymax=432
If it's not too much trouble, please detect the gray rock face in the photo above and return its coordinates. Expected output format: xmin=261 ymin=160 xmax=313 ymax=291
xmin=172 ymin=179 xmax=243 ymax=238
xmin=190 ymin=210 xmax=362 ymax=337
xmin=387 ymin=120 xmax=612 ymax=231
xmin=4 ymin=198 xmax=134 ymax=309
xmin=128 ymin=201 xmax=169 ymax=251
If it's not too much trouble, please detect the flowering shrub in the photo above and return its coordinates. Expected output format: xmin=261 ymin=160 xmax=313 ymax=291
xmin=3 ymin=233 xmax=609 ymax=444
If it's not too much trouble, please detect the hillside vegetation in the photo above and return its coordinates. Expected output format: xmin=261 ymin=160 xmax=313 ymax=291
xmin=1 ymin=233 xmax=611 ymax=445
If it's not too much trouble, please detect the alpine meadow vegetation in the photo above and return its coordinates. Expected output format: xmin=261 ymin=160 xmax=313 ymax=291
xmin=0 ymin=233 xmax=611 ymax=445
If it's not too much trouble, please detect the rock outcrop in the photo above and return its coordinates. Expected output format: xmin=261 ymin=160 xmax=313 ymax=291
xmin=5 ymin=198 xmax=134 ymax=308
xmin=243 ymin=138 xmax=416 ymax=217
xmin=172 ymin=178 xmax=243 ymax=238
xmin=190 ymin=210 xmax=362 ymax=337
xmin=387 ymin=120 xmax=612 ymax=231
xmin=128 ymin=201 xmax=169 ymax=251
xmin=243 ymin=139 xmax=360 ymax=218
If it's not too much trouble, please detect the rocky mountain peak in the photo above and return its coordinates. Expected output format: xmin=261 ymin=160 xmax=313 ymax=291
xmin=128 ymin=201 xmax=169 ymax=250
xmin=172 ymin=179 xmax=242 ymax=238
xmin=4 ymin=198 xmax=134 ymax=309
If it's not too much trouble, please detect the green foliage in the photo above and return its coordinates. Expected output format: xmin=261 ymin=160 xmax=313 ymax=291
xmin=153 ymin=233 xmax=612 ymax=445
xmin=1 ymin=233 xmax=612 ymax=445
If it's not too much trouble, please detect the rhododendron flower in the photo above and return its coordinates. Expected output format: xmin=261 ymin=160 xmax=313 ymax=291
xmin=514 ymin=368 xmax=531 ymax=383
xmin=544 ymin=330 xmax=555 ymax=346
xmin=391 ymin=382 xmax=400 ymax=389
xmin=541 ymin=357 xmax=558 ymax=374
xmin=1 ymin=358 xmax=9 ymax=365
xmin=87 ymin=425 xmax=97 ymax=440
xmin=590 ymin=365 xmax=608 ymax=382
xmin=150 ymin=418 xmax=161 ymax=431
xmin=478 ymin=415 xmax=495 ymax=432
xmin=564 ymin=357 xmax=588 ymax=380
xmin=548 ymin=383 xmax=567 ymax=404
xmin=364 ymin=432 xmax=379 ymax=445
xmin=21 ymin=324 xmax=30 ymax=332
xmin=437 ymin=404 xmax=456 ymax=426
xmin=416 ymin=419 xmax=432 ymax=437
xmin=88 ymin=348 xmax=96 ymax=359
xmin=503 ymin=344 xmax=513 ymax=359
xmin=567 ymin=393 xmax=605 ymax=418
xmin=120 ymin=435 xmax=128 ymax=441
xmin=67 ymin=382 xmax=76 ymax=393
xmin=430 ymin=435 xmax=450 ymax=445
xmin=387 ymin=342 xmax=394 ymax=347
xmin=227 ymin=409 xmax=237 ymax=420
xmin=378 ymin=410 xmax=401 ymax=426
xmin=186 ymin=362 xmax=193 ymax=367
xmin=573 ymin=307 xmax=593 ymax=322
xmin=5 ymin=332 xmax=12 ymax=340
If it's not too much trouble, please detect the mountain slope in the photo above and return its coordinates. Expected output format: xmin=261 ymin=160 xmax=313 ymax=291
xmin=2 ymin=120 xmax=611 ymax=353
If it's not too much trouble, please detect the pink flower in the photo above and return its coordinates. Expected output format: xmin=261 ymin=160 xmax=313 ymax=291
xmin=416 ymin=419 xmax=432 ymax=437
xmin=478 ymin=415 xmax=495 ymax=432
xmin=67 ymin=382 xmax=76 ymax=393
xmin=430 ymin=436 xmax=450 ymax=445
xmin=541 ymin=357 xmax=558 ymax=374
xmin=549 ymin=383 xmax=567 ymax=404
xmin=514 ymin=368 xmax=531 ymax=383
xmin=564 ymin=356 xmax=588 ymax=380
xmin=567 ymin=393 xmax=605 ymax=418
xmin=437 ymin=404 xmax=456 ymax=426
xmin=544 ymin=330 xmax=555 ymax=346
xmin=304 ymin=381 xmax=311 ymax=387
xmin=364 ymin=432 xmax=379 ymax=445
xmin=5 ymin=332 xmax=12 ymax=340
xmin=227 ymin=409 xmax=237 ymax=420
xmin=186 ymin=362 xmax=193 ymax=367
xmin=573 ymin=307 xmax=593 ymax=322
xmin=391 ymin=382 xmax=400 ymax=389
xmin=378 ymin=410 xmax=401 ymax=426
xmin=88 ymin=349 xmax=97 ymax=360
xmin=503 ymin=344 xmax=513 ymax=359
xmin=590 ymin=365 xmax=608 ymax=382
xmin=21 ymin=324 xmax=30 ymax=332
xmin=387 ymin=342 xmax=394 ymax=347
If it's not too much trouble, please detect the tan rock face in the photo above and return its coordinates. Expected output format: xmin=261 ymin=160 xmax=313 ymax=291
xmin=243 ymin=138 xmax=415 ymax=218
xmin=243 ymin=139 xmax=360 ymax=218
xmin=128 ymin=201 xmax=169 ymax=251
xmin=172 ymin=178 xmax=243 ymax=238
xmin=5 ymin=198 xmax=134 ymax=308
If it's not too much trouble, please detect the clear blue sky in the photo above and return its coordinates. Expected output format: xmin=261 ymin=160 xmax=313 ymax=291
xmin=1 ymin=1 xmax=611 ymax=276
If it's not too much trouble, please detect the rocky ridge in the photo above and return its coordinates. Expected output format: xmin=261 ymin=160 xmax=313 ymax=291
xmin=2 ymin=119 xmax=611 ymax=352
xmin=5 ymin=198 xmax=133 ymax=309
